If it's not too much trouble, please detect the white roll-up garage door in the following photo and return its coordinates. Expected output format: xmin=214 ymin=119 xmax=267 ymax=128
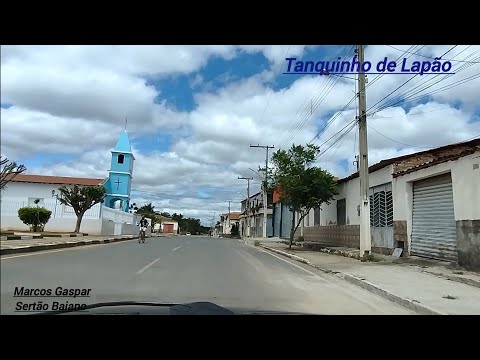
xmin=411 ymin=173 xmax=457 ymax=262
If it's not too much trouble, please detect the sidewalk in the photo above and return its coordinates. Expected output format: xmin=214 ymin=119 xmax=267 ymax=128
xmin=1 ymin=234 xmax=141 ymax=255
xmin=258 ymin=242 xmax=480 ymax=315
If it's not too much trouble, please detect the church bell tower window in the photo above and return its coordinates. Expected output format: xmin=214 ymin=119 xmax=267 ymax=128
xmin=118 ymin=154 xmax=124 ymax=164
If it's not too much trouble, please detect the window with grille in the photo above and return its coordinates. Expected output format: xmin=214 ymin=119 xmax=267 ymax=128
xmin=369 ymin=190 xmax=393 ymax=227
xmin=337 ymin=199 xmax=346 ymax=225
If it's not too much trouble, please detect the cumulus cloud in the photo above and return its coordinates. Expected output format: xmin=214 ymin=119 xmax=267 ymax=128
xmin=2 ymin=45 xmax=479 ymax=224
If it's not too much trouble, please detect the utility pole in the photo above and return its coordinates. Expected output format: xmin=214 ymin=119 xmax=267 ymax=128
xmin=250 ymin=144 xmax=274 ymax=238
xmin=228 ymin=200 xmax=231 ymax=234
xmin=357 ymin=45 xmax=371 ymax=257
xmin=210 ymin=212 xmax=216 ymax=237
xmin=238 ymin=176 xmax=253 ymax=238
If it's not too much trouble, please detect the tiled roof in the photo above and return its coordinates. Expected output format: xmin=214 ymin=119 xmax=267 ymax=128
xmin=228 ymin=212 xmax=241 ymax=220
xmin=154 ymin=214 xmax=178 ymax=223
xmin=337 ymin=138 xmax=480 ymax=184
xmin=8 ymin=174 xmax=105 ymax=186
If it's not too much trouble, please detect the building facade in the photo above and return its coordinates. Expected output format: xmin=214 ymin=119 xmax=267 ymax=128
xmin=239 ymin=191 xmax=273 ymax=238
xmin=1 ymin=129 xmax=144 ymax=235
xmin=297 ymin=139 xmax=480 ymax=270
xmin=220 ymin=212 xmax=241 ymax=235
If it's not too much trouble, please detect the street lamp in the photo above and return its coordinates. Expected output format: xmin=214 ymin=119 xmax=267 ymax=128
xmin=51 ymin=190 xmax=60 ymax=217
xmin=249 ymin=168 xmax=263 ymax=179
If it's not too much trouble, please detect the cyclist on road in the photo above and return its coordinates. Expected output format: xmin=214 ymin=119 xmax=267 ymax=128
xmin=137 ymin=215 xmax=148 ymax=243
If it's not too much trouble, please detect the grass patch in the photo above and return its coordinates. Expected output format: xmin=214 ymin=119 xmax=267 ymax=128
xmin=361 ymin=254 xmax=381 ymax=262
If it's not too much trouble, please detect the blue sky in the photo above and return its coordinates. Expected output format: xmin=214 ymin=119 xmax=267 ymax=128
xmin=2 ymin=45 xmax=479 ymax=223
xmin=139 ymin=45 xmax=357 ymax=161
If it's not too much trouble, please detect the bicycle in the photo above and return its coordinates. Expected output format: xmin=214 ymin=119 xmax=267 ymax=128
xmin=139 ymin=227 xmax=146 ymax=243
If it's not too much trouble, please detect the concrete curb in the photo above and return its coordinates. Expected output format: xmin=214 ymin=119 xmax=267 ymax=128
xmin=341 ymin=274 xmax=446 ymax=315
xmin=1 ymin=236 xmax=138 ymax=255
xmin=259 ymin=245 xmax=333 ymax=274
xmin=259 ymin=244 xmax=446 ymax=315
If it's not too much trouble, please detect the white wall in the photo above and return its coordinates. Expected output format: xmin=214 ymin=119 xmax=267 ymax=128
xmin=1 ymin=194 xmax=103 ymax=233
xmin=303 ymin=165 xmax=394 ymax=227
xmin=393 ymin=153 xmax=480 ymax=250
xmin=1 ymin=181 xmax=141 ymax=236
xmin=451 ymin=153 xmax=480 ymax=220
xmin=0 ymin=214 xmax=103 ymax=234
xmin=2 ymin=181 xmax=68 ymax=199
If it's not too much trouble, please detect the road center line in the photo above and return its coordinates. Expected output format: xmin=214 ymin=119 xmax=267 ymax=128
xmin=136 ymin=257 xmax=161 ymax=274
xmin=259 ymin=249 xmax=321 ymax=278
xmin=172 ymin=245 xmax=182 ymax=252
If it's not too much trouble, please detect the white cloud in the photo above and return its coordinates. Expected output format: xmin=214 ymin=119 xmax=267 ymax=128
xmin=2 ymin=45 xmax=479 ymax=224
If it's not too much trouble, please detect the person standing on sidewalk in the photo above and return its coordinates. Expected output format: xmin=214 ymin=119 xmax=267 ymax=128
xmin=137 ymin=215 xmax=148 ymax=243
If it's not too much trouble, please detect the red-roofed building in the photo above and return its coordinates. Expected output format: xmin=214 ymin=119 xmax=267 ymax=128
xmin=1 ymin=173 xmax=109 ymax=233
xmin=220 ymin=211 xmax=241 ymax=235
xmin=0 ymin=130 xmax=143 ymax=235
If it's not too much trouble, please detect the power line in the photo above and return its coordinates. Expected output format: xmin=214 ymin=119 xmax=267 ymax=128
xmin=307 ymin=45 xmax=424 ymax=146
xmin=387 ymin=45 xmax=480 ymax=63
xmin=325 ymin=121 xmax=357 ymax=163
xmin=438 ymin=45 xmax=458 ymax=59
xmin=313 ymin=119 xmax=357 ymax=161
xmin=371 ymin=71 xmax=480 ymax=113
xmin=257 ymin=45 xmax=293 ymax=126
xmin=371 ymin=60 xmax=477 ymax=114
xmin=369 ymin=106 xmax=452 ymax=119
xmin=368 ymin=125 xmax=480 ymax=148
xmin=278 ymin=45 xmax=356 ymax=150
xmin=386 ymin=46 xmax=474 ymax=104
xmin=368 ymin=46 xmax=478 ymax=115
xmin=366 ymin=45 xmax=459 ymax=114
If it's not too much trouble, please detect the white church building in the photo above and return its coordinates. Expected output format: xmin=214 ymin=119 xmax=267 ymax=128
xmin=1 ymin=130 xmax=148 ymax=236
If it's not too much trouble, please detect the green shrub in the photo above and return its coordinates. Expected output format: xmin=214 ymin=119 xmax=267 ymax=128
xmin=18 ymin=207 xmax=52 ymax=232
xmin=254 ymin=240 xmax=260 ymax=246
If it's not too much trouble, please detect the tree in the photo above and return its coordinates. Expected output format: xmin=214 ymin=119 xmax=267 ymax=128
xmin=18 ymin=206 xmax=52 ymax=232
xmin=58 ymin=185 xmax=106 ymax=233
xmin=271 ymin=144 xmax=339 ymax=249
xmin=136 ymin=203 xmax=157 ymax=229
xmin=256 ymin=165 xmax=275 ymax=193
xmin=137 ymin=203 xmax=155 ymax=214
xmin=129 ymin=202 xmax=138 ymax=213
xmin=1 ymin=157 xmax=26 ymax=191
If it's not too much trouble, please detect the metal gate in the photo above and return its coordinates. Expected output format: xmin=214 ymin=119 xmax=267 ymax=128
xmin=281 ymin=204 xmax=292 ymax=238
xmin=274 ymin=203 xmax=281 ymax=237
xmin=163 ymin=223 xmax=174 ymax=233
xmin=369 ymin=183 xmax=394 ymax=249
xmin=411 ymin=173 xmax=457 ymax=262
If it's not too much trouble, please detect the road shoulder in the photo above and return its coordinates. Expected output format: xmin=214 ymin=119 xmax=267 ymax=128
xmin=257 ymin=242 xmax=480 ymax=315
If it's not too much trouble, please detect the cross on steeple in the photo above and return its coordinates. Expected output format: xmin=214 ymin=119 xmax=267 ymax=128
xmin=115 ymin=178 xmax=122 ymax=190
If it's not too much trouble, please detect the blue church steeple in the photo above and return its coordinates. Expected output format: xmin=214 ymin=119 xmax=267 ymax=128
xmin=104 ymin=130 xmax=135 ymax=212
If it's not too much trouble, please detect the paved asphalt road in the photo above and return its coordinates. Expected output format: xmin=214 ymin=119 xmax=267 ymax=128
xmin=1 ymin=236 xmax=414 ymax=315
